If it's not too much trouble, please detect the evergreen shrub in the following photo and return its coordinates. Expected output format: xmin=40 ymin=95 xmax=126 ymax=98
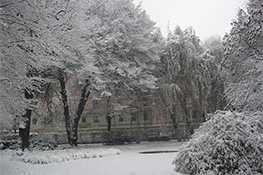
xmin=102 ymin=131 xmax=134 ymax=145
xmin=173 ymin=111 xmax=263 ymax=175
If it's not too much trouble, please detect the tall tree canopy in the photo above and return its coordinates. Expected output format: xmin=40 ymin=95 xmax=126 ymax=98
xmin=75 ymin=0 xmax=160 ymax=91
xmin=223 ymin=0 xmax=263 ymax=112
xmin=0 ymin=0 xmax=78 ymax=149
xmin=68 ymin=0 xmax=161 ymax=137
xmin=158 ymin=26 xmax=225 ymax=135
xmin=173 ymin=1 xmax=263 ymax=174
xmin=0 ymin=0 xmax=162 ymax=146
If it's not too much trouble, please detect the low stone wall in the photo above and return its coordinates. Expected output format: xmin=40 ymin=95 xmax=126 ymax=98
xmin=30 ymin=132 xmax=104 ymax=144
xmin=1 ymin=126 xmax=194 ymax=145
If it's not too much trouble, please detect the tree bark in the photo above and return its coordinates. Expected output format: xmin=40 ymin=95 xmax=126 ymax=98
xmin=58 ymin=71 xmax=73 ymax=145
xmin=106 ymin=96 xmax=112 ymax=131
xmin=72 ymin=80 xmax=90 ymax=146
xmin=19 ymin=89 xmax=33 ymax=151
xmin=106 ymin=115 xmax=112 ymax=132
xmin=171 ymin=113 xmax=178 ymax=130
xmin=176 ymin=91 xmax=194 ymax=135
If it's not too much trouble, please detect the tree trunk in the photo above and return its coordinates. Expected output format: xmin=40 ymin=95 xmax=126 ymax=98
xmin=106 ymin=115 xmax=112 ymax=132
xmin=58 ymin=71 xmax=73 ymax=145
xmin=19 ymin=89 xmax=33 ymax=151
xmin=176 ymin=91 xmax=194 ymax=136
xmin=171 ymin=113 xmax=178 ymax=130
xmin=72 ymin=80 xmax=90 ymax=146
xmin=106 ymin=96 xmax=112 ymax=132
xmin=182 ymin=110 xmax=194 ymax=135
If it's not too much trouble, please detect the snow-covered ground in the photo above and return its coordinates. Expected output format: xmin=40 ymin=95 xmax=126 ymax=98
xmin=1 ymin=140 xmax=184 ymax=175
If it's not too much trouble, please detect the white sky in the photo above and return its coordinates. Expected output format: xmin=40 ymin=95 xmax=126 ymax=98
xmin=133 ymin=0 xmax=247 ymax=41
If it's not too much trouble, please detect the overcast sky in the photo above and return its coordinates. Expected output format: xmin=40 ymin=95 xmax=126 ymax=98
xmin=133 ymin=0 xmax=247 ymax=41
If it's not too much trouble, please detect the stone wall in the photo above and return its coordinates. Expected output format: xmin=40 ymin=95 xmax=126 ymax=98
xmin=1 ymin=123 xmax=200 ymax=145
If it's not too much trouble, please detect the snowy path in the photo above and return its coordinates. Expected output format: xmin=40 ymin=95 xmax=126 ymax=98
xmin=1 ymin=140 xmax=184 ymax=175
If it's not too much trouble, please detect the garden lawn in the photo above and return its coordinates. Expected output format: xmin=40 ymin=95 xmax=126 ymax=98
xmin=1 ymin=140 xmax=183 ymax=175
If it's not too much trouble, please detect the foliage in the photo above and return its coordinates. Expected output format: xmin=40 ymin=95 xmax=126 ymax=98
xmin=90 ymin=81 xmax=132 ymax=125
xmin=102 ymin=131 xmax=134 ymax=145
xmin=0 ymin=138 xmax=57 ymax=151
xmin=174 ymin=1 xmax=262 ymax=174
xmin=202 ymin=35 xmax=222 ymax=51
xmin=1 ymin=0 xmax=161 ymax=146
xmin=147 ymin=135 xmax=160 ymax=142
xmin=0 ymin=0 xmax=77 ymax=112
xmin=223 ymin=0 xmax=263 ymax=112
xmin=147 ymin=135 xmax=170 ymax=142
xmin=0 ymin=0 xmax=81 ymax=149
xmin=29 ymin=140 xmax=58 ymax=151
xmin=173 ymin=111 xmax=263 ymax=175
xmin=73 ymin=0 xmax=161 ymax=133
xmin=159 ymin=26 xmax=201 ymax=133
xmin=158 ymin=26 xmax=225 ymax=134
xmin=75 ymin=0 xmax=160 ymax=91
xmin=0 ymin=0 xmax=77 ymax=134
xmin=0 ymin=140 xmax=19 ymax=150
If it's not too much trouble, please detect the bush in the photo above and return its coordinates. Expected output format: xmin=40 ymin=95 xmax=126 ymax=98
xmin=0 ymin=140 xmax=19 ymax=150
xmin=102 ymin=131 xmax=134 ymax=145
xmin=147 ymin=135 xmax=170 ymax=142
xmin=30 ymin=140 xmax=57 ymax=151
xmin=0 ymin=139 xmax=57 ymax=151
xmin=147 ymin=135 xmax=159 ymax=142
xmin=12 ymin=148 xmax=121 ymax=164
xmin=159 ymin=135 xmax=170 ymax=141
xmin=173 ymin=111 xmax=263 ymax=175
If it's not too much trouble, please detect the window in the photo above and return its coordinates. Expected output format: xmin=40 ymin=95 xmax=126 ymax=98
xmin=144 ymin=113 xmax=148 ymax=121
xmin=93 ymin=116 xmax=99 ymax=123
xmin=81 ymin=116 xmax=86 ymax=123
xmin=119 ymin=116 xmax=124 ymax=122
xmin=131 ymin=116 xmax=136 ymax=122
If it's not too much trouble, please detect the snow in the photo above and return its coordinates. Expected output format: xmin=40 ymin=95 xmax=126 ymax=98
xmin=1 ymin=140 xmax=184 ymax=175
xmin=10 ymin=148 xmax=121 ymax=164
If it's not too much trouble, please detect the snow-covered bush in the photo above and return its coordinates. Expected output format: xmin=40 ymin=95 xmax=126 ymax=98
xmin=173 ymin=111 xmax=263 ymax=175
xmin=11 ymin=148 xmax=121 ymax=164
xmin=0 ymin=140 xmax=19 ymax=150
xmin=0 ymin=139 xmax=57 ymax=151
xmin=29 ymin=140 xmax=57 ymax=151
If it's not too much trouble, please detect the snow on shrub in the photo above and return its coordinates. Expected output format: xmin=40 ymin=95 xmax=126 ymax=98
xmin=173 ymin=110 xmax=263 ymax=175
xmin=11 ymin=148 xmax=121 ymax=164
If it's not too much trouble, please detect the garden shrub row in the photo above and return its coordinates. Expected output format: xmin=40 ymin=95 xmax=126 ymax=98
xmin=102 ymin=131 xmax=135 ymax=145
